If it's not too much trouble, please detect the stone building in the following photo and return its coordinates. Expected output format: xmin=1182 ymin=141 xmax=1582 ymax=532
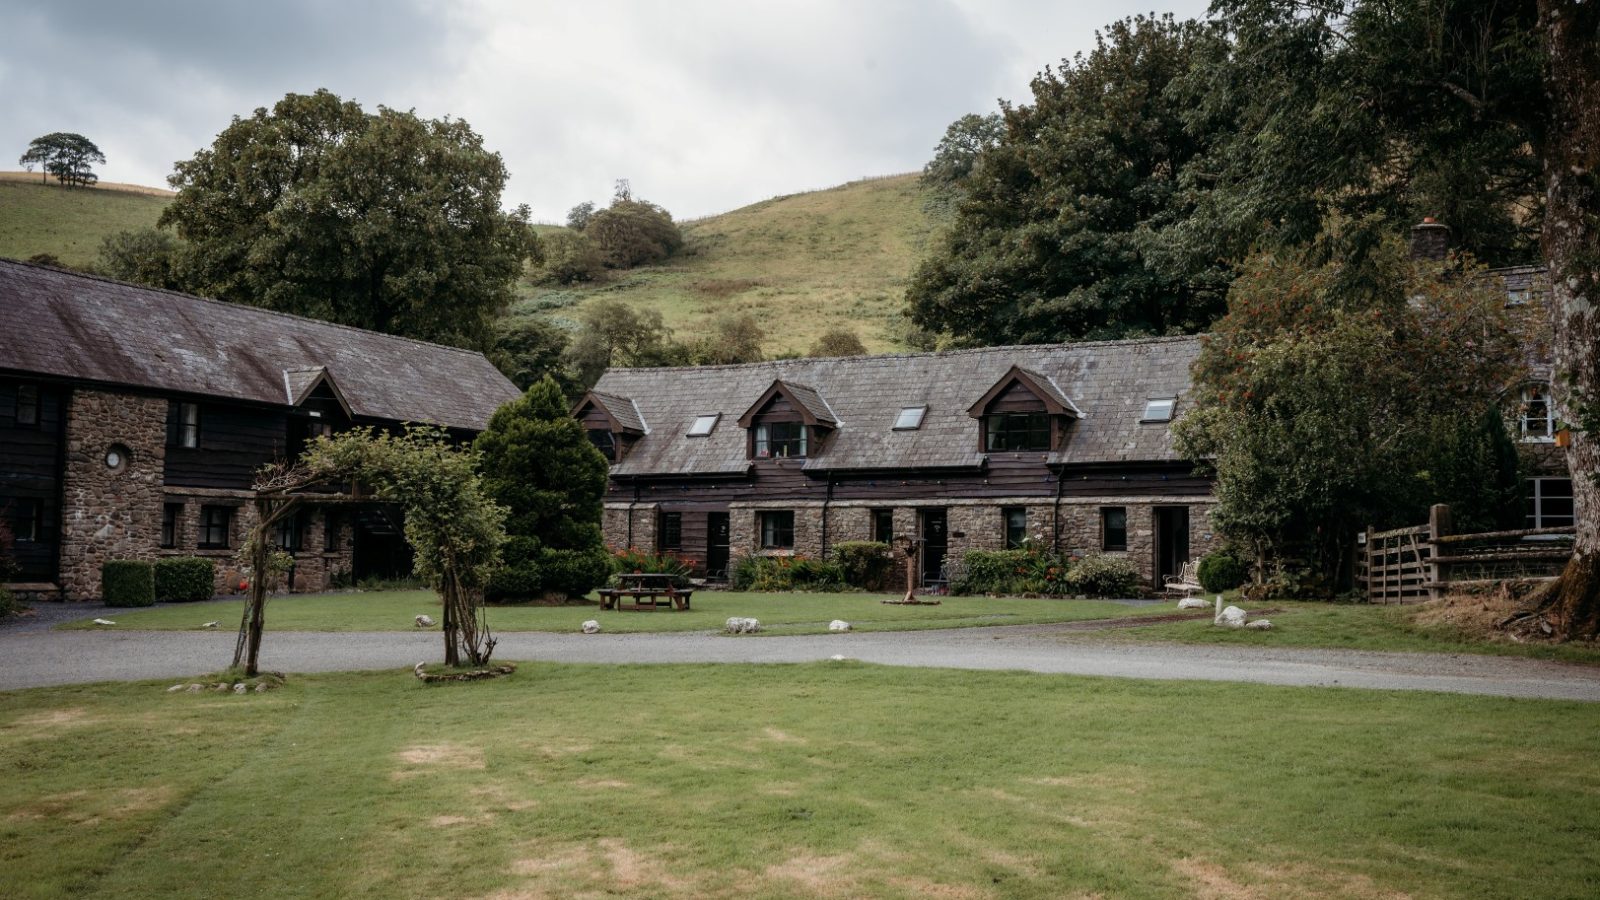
xmin=0 ymin=259 xmax=520 ymax=601
xmin=578 ymin=336 xmax=1218 ymax=590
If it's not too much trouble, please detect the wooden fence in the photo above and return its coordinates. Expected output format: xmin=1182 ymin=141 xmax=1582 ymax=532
xmin=1357 ymin=504 xmax=1575 ymax=603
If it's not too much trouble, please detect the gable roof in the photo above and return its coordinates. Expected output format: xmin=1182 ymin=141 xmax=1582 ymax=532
xmin=737 ymin=380 xmax=839 ymax=428
xmin=592 ymin=335 xmax=1203 ymax=476
xmin=966 ymin=365 xmax=1082 ymax=418
xmin=580 ymin=390 xmax=648 ymax=434
xmin=0 ymin=258 xmax=520 ymax=431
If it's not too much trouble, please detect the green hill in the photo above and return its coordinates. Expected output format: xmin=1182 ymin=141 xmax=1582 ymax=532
xmin=516 ymin=173 xmax=937 ymax=354
xmin=0 ymin=174 xmax=170 ymax=268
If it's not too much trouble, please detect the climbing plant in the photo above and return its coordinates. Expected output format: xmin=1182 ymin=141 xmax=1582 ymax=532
xmin=232 ymin=427 xmax=507 ymax=675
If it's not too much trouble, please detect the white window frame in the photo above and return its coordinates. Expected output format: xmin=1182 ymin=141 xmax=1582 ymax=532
xmin=893 ymin=406 xmax=927 ymax=431
xmin=1519 ymin=385 xmax=1555 ymax=442
xmin=1141 ymin=397 xmax=1176 ymax=423
xmin=1527 ymin=477 xmax=1574 ymax=530
xmin=687 ymin=414 xmax=720 ymax=437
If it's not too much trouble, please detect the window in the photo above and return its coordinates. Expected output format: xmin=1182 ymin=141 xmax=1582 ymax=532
xmin=1520 ymin=385 xmax=1554 ymax=441
xmin=275 ymin=512 xmax=306 ymax=553
xmin=872 ymin=508 xmax=895 ymax=545
xmin=323 ymin=512 xmax=340 ymax=552
xmin=11 ymin=499 xmax=41 ymax=542
xmin=754 ymin=422 xmax=807 ymax=458
xmin=199 ymin=506 xmax=231 ymax=549
xmin=760 ymin=510 xmax=796 ymax=549
xmin=307 ymin=417 xmax=333 ymax=440
xmin=161 ymin=503 xmax=181 ymax=549
xmin=1527 ymin=478 xmax=1574 ymax=529
xmin=1142 ymin=398 xmax=1176 ymax=423
xmin=984 ymin=412 xmax=1050 ymax=452
xmin=588 ymin=429 xmax=616 ymax=461
xmin=658 ymin=512 xmax=682 ymax=551
xmin=687 ymin=414 xmax=720 ymax=437
xmin=893 ymin=406 xmax=926 ymax=430
xmin=1003 ymin=507 xmax=1028 ymax=549
xmin=15 ymin=384 xmax=39 ymax=427
xmin=172 ymin=402 xmax=201 ymax=449
xmin=1101 ymin=507 xmax=1128 ymax=551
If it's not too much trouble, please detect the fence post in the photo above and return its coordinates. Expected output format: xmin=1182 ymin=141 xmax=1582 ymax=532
xmin=1426 ymin=504 xmax=1451 ymax=601
xmin=1363 ymin=526 xmax=1374 ymax=603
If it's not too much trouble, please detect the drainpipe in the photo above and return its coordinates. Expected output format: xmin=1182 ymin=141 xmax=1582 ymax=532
xmin=1053 ymin=468 xmax=1065 ymax=553
xmin=820 ymin=475 xmax=834 ymax=559
xmin=626 ymin=481 xmax=640 ymax=549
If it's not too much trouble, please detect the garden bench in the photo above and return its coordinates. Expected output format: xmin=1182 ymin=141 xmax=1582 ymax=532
xmin=1163 ymin=560 xmax=1204 ymax=599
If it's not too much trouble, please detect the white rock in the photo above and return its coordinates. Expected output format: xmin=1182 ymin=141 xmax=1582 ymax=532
xmin=828 ymin=619 xmax=851 ymax=633
xmin=254 ymin=682 xmax=271 ymax=692
xmin=1177 ymin=597 xmax=1209 ymax=610
xmin=581 ymin=619 xmax=601 ymax=634
xmin=829 ymin=654 xmax=847 ymax=661
xmin=414 ymin=614 xmax=436 ymax=628
xmin=233 ymin=683 xmax=247 ymax=694
xmin=724 ymin=616 xmax=761 ymax=634
xmin=92 ymin=618 xmax=116 ymax=626
xmin=1245 ymin=619 xmax=1274 ymax=630
xmin=1215 ymin=605 xmax=1248 ymax=628
xmin=201 ymin=621 xmax=219 ymax=629
xmin=167 ymin=683 xmax=187 ymax=693
xmin=185 ymin=683 xmax=204 ymax=693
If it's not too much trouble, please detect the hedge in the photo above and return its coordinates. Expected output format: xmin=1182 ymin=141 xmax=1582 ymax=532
xmin=732 ymin=555 xmax=844 ymax=592
xmin=1062 ymin=553 xmax=1140 ymax=598
xmin=154 ymin=557 xmax=215 ymax=602
xmin=831 ymin=541 xmax=894 ymax=590
xmin=1198 ymin=551 xmax=1248 ymax=593
xmin=102 ymin=560 xmax=156 ymax=607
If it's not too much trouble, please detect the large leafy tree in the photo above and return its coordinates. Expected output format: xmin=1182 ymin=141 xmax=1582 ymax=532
xmin=155 ymin=89 xmax=535 ymax=349
xmin=19 ymin=132 xmax=105 ymax=188
xmin=907 ymin=15 xmax=1238 ymax=344
xmin=564 ymin=298 xmax=684 ymax=389
xmin=475 ymin=377 xmax=612 ymax=602
xmin=1177 ymin=239 xmax=1523 ymax=592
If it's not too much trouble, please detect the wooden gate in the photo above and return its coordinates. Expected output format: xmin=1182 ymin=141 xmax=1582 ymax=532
xmin=1356 ymin=504 xmax=1575 ymax=603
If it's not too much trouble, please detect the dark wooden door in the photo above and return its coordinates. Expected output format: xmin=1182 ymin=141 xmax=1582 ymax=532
xmin=706 ymin=512 xmax=730 ymax=581
xmin=1154 ymin=506 xmax=1190 ymax=587
xmin=919 ymin=508 xmax=948 ymax=584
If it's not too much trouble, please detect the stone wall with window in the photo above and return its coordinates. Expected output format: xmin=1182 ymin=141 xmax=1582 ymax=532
xmin=57 ymin=390 xmax=167 ymax=601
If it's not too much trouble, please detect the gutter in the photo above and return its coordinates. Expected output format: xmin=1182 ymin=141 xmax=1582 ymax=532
xmin=821 ymin=475 xmax=834 ymax=559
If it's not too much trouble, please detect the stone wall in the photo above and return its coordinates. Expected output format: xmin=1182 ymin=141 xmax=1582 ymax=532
xmin=58 ymin=390 xmax=167 ymax=601
xmin=160 ymin=495 xmax=355 ymax=595
xmin=601 ymin=502 xmax=658 ymax=554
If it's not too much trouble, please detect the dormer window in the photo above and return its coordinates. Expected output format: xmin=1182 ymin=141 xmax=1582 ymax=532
xmin=894 ymin=406 xmax=926 ymax=430
xmin=984 ymin=412 xmax=1051 ymax=452
xmin=1142 ymin=398 xmax=1176 ymax=423
xmin=688 ymin=414 xmax=720 ymax=437
xmin=573 ymin=390 xmax=647 ymax=464
xmin=754 ymin=422 xmax=807 ymax=458
xmin=1520 ymin=385 xmax=1554 ymax=441
xmin=588 ymin=429 xmax=617 ymax=460
xmin=968 ymin=365 xmax=1079 ymax=454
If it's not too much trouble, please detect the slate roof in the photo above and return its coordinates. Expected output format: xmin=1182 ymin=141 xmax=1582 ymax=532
xmin=776 ymin=382 xmax=838 ymax=426
xmin=588 ymin=390 xmax=648 ymax=433
xmin=592 ymin=335 xmax=1203 ymax=476
xmin=0 ymin=258 xmax=520 ymax=431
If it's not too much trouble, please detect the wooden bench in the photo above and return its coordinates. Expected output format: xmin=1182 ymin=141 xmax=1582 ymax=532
xmin=1163 ymin=560 xmax=1204 ymax=598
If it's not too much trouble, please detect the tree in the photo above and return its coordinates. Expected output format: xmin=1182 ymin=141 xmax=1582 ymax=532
xmin=155 ymin=89 xmax=535 ymax=349
xmin=906 ymin=16 xmax=1237 ymax=345
xmin=1422 ymin=407 xmax=1525 ymax=535
xmin=18 ymin=133 xmax=105 ymax=188
xmin=686 ymin=313 xmax=765 ymax=365
xmin=921 ymin=112 xmax=1004 ymax=215
xmin=564 ymin=298 xmax=683 ymax=388
xmin=585 ymin=197 xmax=684 ymax=269
xmin=474 ymin=377 xmax=611 ymax=602
xmin=808 ymin=327 xmax=868 ymax=357
xmin=566 ymin=201 xmax=596 ymax=231
xmin=1176 ymin=239 xmax=1522 ymax=593
xmin=535 ymin=229 xmax=604 ymax=285
xmin=490 ymin=315 xmax=574 ymax=394
xmin=97 ymin=228 xmax=186 ymax=290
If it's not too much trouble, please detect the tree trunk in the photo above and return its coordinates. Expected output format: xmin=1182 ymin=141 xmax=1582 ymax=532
xmin=1538 ymin=1 xmax=1600 ymax=639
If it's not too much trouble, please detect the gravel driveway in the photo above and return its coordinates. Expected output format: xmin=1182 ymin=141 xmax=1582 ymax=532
xmin=4 ymin=610 xmax=1599 ymax=700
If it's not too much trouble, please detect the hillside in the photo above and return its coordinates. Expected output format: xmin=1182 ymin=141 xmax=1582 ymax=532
xmin=515 ymin=173 xmax=937 ymax=354
xmin=0 ymin=174 xmax=169 ymax=268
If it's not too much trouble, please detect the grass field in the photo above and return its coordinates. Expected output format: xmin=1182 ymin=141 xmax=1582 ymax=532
xmin=59 ymin=590 xmax=1166 ymax=635
xmin=0 ymin=178 xmax=168 ymax=268
xmin=3 ymin=662 xmax=1597 ymax=898
xmin=1076 ymin=599 xmax=1600 ymax=666
xmin=513 ymin=173 xmax=937 ymax=354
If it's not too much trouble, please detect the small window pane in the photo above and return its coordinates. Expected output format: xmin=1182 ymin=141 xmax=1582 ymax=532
xmin=872 ymin=509 xmax=895 ymax=544
xmin=199 ymin=506 xmax=232 ymax=549
xmin=1004 ymin=507 xmax=1027 ymax=549
xmin=755 ymin=422 xmax=806 ymax=458
xmin=659 ymin=512 xmax=683 ymax=551
xmin=588 ymin=429 xmax=615 ymax=461
xmin=1521 ymin=386 xmax=1553 ymax=439
xmin=174 ymin=402 xmax=201 ymax=449
xmin=894 ymin=406 xmax=926 ymax=430
xmin=323 ymin=512 xmax=340 ymax=552
xmin=1142 ymin=398 xmax=1175 ymax=422
xmin=1102 ymin=507 xmax=1128 ymax=551
xmin=984 ymin=413 xmax=1051 ymax=452
xmin=16 ymin=385 xmax=39 ymax=426
xmin=161 ymin=503 xmax=181 ymax=549
xmin=760 ymin=511 xmax=795 ymax=549
xmin=688 ymin=414 xmax=719 ymax=437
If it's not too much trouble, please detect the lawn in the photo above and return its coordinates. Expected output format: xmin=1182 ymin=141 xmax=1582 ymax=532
xmin=0 ymin=179 xmax=168 ymax=267
xmin=1071 ymin=599 xmax=1600 ymax=666
xmin=2 ymin=663 xmax=1598 ymax=898
xmin=59 ymin=589 xmax=1169 ymax=635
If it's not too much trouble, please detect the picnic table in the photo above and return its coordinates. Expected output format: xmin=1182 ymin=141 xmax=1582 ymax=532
xmin=597 ymin=573 xmax=694 ymax=611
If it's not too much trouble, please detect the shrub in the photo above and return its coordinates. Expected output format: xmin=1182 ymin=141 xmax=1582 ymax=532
xmin=732 ymin=555 xmax=844 ymax=592
xmin=954 ymin=547 xmax=1072 ymax=595
xmin=102 ymin=560 xmax=156 ymax=607
xmin=831 ymin=541 xmax=894 ymax=590
xmin=1062 ymin=554 xmax=1139 ymax=598
xmin=1197 ymin=551 xmax=1247 ymax=593
xmin=154 ymin=557 xmax=215 ymax=602
xmin=609 ymin=547 xmax=694 ymax=585
xmin=0 ymin=585 xmax=14 ymax=620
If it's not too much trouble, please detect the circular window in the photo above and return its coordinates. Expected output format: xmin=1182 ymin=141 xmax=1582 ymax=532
xmin=104 ymin=444 xmax=132 ymax=473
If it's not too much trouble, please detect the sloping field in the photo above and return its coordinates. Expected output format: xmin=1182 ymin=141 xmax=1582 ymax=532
xmin=0 ymin=175 xmax=168 ymax=267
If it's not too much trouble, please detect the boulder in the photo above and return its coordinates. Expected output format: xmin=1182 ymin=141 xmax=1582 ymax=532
xmin=829 ymin=654 xmax=847 ymax=661
xmin=1215 ymin=605 xmax=1248 ymax=628
xmin=185 ymin=683 xmax=204 ymax=693
xmin=254 ymin=682 xmax=272 ymax=692
xmin=233 ymin=683 xmax=247 ymax=695
xmin=167 ymin=683 xmax=186 ymax=693
xmin=1177 ymin=597 xmax=1209 ymax=610
xmin=414 ymin=614 xmax=436 ymax=628
xmin=724 ymin=617 xmax=761 ymax=634
xmin=1245 ymin=619 xmax=1274 ymax=630
xmin=201 ymin=621 xmax=219 ymax=629
xmin=92 ymin=618 xmax=116 ymax=626
xmin=581 ymin=619 xmax=601 ymax=634
xmin=828 ymin=620 xmax=851 ymax=633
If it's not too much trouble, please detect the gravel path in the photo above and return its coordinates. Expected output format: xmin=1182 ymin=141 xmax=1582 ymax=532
xmin=4 ymin=611 xmax=1599 ymax=700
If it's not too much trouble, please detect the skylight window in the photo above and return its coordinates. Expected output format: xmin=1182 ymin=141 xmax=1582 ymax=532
xmin=1142 ymin=398 xmax=1176 ymax=422
xmin=687 ymin=414 xmax=720 ymax=437
xmin=894 ymin=406 xmax=926 ymax=430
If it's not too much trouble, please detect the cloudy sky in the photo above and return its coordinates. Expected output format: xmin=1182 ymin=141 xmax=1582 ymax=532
xmin=1 ymin=0 xmax=1207 ymax=221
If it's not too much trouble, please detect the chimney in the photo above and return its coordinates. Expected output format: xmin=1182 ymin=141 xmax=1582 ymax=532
xmin=1409 ymin=217 xmax=1451 ymax=261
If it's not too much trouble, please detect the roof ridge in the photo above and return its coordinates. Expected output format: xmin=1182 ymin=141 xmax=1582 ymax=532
xmin=609 ymin=333 xmax=1203 ymax=374
xmin=0 ymin=256 xmax=490 ymax=359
